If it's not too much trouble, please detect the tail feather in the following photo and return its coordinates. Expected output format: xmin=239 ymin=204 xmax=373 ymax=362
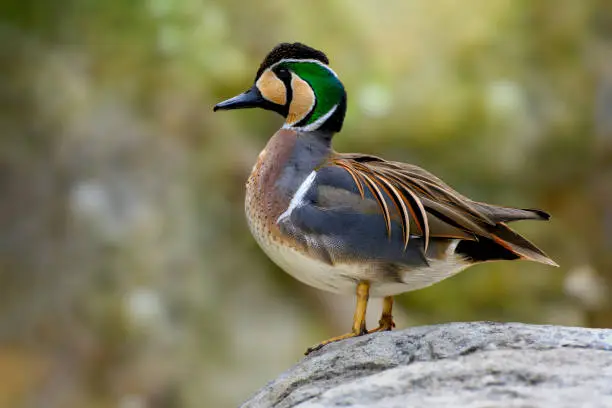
xmin=456 ymin=221 xmax=558 ymax=267
xmin=489 ymin=223 xmax=558 ymax=267
xmin=471 ymin=202 xmax=551 ymax=223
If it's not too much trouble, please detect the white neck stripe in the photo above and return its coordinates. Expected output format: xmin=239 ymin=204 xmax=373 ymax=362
xmin=284 ymin=103 xmax=338 ymax=132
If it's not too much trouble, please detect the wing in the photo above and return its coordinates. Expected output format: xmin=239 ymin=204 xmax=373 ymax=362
xmin=326 ymin=153 xmax=556 ymax=266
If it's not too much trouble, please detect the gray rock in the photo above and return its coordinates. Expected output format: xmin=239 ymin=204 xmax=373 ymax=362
xmin=241 ymin=322 xmax=612 ymax=408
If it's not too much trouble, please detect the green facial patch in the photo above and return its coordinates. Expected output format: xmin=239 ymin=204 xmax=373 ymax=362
xmin=281 ymin=61 xmax=345 ymax=126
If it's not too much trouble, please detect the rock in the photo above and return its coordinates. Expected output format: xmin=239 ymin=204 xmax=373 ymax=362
xmin=241 ymin=322 xmax=612 ymax=408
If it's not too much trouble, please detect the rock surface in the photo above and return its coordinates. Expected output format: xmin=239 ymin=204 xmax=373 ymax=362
xmin=241 ymin=322 xmax=612 ymax=408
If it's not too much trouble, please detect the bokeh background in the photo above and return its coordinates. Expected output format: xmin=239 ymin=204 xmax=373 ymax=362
xmin=1 ymin=0 xmax=612 ymax=407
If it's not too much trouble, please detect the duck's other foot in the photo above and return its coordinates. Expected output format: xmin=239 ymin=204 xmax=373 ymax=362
xmin=305 ymin=328 xmax=367 ymax=355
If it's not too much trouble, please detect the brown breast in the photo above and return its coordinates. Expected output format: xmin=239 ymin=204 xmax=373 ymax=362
xmin=245 ymin=129 xmax=301 ymax=248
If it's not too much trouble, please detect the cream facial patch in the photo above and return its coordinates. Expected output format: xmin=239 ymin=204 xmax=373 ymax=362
xmin=256 ymin=70 xmax=287 ymax=106
xmin=285 ymin=73 xmax=315 ymax=126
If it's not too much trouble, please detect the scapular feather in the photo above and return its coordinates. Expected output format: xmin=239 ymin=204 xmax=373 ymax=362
xmin=329 ymin=152 xmax=554 ymax=266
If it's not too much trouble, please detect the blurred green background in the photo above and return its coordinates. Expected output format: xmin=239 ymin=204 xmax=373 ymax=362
xmin=1 ymin=0 xmax=611 ymax=407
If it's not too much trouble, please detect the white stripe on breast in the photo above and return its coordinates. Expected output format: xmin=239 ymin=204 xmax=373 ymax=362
xmin=277 ymin=170 xmax=317 ymax=224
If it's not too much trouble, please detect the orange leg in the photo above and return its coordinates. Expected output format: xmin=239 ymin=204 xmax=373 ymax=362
xmin=305 ymin=281 xmax=370 ymax=355
xmin=368 ymin=296 xmax=395 ymax=333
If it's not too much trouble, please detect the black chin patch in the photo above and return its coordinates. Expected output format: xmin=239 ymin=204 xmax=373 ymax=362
xmin=256 ymin=42 xmax=329 ymax=79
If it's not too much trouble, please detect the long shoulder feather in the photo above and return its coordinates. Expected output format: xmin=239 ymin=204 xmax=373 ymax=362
xmin=331 ymin=153 xmax=556 ymax=266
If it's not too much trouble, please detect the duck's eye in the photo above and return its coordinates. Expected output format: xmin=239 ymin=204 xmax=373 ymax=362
xmin=276 ymin=67 xmax=290 ymax=80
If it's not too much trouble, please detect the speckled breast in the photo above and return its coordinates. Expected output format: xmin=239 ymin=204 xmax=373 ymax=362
xmin=244 ymin=129 xmax=300 ymax=253
xmin=244 ymin=150 xmax=277 ymax=250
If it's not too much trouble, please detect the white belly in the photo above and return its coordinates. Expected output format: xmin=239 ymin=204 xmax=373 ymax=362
xmin=255 ymin=233 xmax=471 ymax=297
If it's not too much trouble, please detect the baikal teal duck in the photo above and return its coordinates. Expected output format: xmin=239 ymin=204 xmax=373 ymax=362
xmin=214 ymin=42 xmax=558 ymax=355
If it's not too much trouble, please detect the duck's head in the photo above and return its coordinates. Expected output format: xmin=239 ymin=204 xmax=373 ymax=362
xmin=214 ymin=42 xmax=347 ymax=133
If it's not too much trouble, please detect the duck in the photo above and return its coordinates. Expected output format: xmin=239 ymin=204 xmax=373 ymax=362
xmin=214 ymin=42 xmax=558 ymax=354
